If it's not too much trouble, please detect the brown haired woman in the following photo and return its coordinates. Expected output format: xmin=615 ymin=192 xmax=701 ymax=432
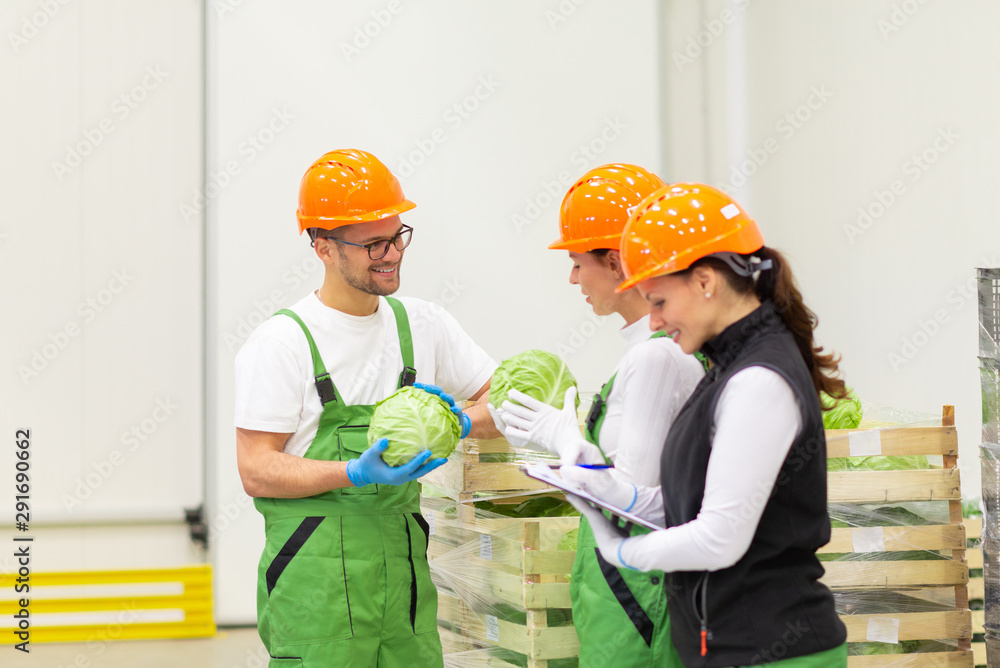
xmin=562 ymin=183 xmax=849 ymax=667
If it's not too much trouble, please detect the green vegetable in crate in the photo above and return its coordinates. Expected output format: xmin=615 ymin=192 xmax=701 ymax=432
xmin=821 ymin=387 xmax=863 ymax=429
xmin=367 ymin=386 xmax=462 ymax=467
xmin=489 ymin=349 xmax=581 ymax=411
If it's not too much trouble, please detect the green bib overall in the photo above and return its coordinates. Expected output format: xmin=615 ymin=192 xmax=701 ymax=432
xmin=570 ymin=332 xmax=683 ymax=668
xmin=253 ymin=298 xmax=442 ymax=668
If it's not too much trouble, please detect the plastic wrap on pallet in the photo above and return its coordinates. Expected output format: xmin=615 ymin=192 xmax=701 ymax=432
xmin=424 ymin=496 xmax=578 ymax=615
xmin=981 ymin=444 xmax=1000 ymax=650
xmin=422 ymin=494 xmax=580 ymax=665
xmin=822 ymin=417 xmax=971 ymax=659
xmin=421 ymin=436 xmax=565 ymax=502
xmin=444 ymin=646 xmax=578 ymax=668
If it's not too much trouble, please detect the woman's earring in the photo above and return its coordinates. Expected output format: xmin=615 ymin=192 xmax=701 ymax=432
xmin=705 ymin=292 xmax=712 ymax=299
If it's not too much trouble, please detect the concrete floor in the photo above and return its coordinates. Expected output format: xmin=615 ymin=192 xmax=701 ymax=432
xmin=25 ymin=627 xmax=266 ymax=667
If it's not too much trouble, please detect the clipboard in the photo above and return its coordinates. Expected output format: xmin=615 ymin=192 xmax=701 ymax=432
xmin=520 ymin=463 xmax=664 ymax=532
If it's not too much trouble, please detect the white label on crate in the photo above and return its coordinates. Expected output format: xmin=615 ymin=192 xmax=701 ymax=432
xmin=848 ymin=430 xmax=882 ymax=456
xmin=426 ymin=511 xmax=436 ymax=536
xmin=852 ymin=526 xmax=885 ymax=553
xmin=485 ymin=614 xmax=500 ymax=642
xmin=480 ymin=534 xmax=492 ymax=561
xmin=866 ymin=616 xmax=900 ymax=644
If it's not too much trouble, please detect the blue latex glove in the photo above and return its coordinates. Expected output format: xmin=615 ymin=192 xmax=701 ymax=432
xmin=413 ymin=382 xmax=471 ymax=438
xmin=346 ymin=438 xmax=448 ymax=487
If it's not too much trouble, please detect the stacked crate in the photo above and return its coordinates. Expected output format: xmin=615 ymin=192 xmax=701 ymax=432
xmin=422 ymin=435 xmax=580 ymax=667
xmin=965 ymin=516 xmax=985 ymax=666
xmin=425 ymin=407 xmax=975 ymax=665
xmin=822 ymin=406 xmax=974 ymax=666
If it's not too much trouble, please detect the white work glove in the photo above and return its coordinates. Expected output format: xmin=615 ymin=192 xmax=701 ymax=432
xmin=560 ymin=465 xmax=638 ymax=512
xmin=487 ymin=402 xmax=534 ymax=450
xmin=501 ymin=387 xmax=605 ymax=465
xmin=566 ymin=495 xmax=635 ymax=570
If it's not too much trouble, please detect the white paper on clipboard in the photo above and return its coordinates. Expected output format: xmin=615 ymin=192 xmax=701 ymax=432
xmin=520 ymin=463 xmax=664 ymax=532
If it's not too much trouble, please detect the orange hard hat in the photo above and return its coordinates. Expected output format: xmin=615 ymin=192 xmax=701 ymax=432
xmin=616 ymin=183 xmax=765 ymax=292
xmin=296 ymin=149 xmax=415 ymax=235
xmin=549 ymin=164 xmax=667 ymax=252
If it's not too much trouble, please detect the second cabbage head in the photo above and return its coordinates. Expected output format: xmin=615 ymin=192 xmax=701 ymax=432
xmin=489 ymin=349 xmax=580 ymax=411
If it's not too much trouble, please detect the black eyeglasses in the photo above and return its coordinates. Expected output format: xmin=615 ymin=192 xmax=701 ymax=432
xmin=322 ymin=224 xmax=413 ymax=260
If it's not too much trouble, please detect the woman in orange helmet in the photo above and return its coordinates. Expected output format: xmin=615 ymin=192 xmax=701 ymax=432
xmin=564 ymin=183 xmax=849 ymax=667
xmin=495 ymin=165 xmax=705 ymax=668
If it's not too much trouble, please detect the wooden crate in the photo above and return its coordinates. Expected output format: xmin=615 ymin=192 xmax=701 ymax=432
xmin=422 ymin=436 xmax=561 ymax=503
xmin=965 ymin=517 xmax=986 ymax=666
xmin=422 ymin=496 xmax=579 ymax=667
xmin=821 ymin=406 xmax=974 ymax=666
xmin=428 ymin=406 xmax=974 ymax=665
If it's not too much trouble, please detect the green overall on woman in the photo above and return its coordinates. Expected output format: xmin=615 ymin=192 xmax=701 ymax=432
xmin=570 ymin=334 xmax=684 ymax=668
xmin=253 ymin=299 xmax=441 ymax=668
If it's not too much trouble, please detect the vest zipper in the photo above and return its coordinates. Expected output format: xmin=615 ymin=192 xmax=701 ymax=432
xmin=693 ymin=572 xmax=713 ymax=657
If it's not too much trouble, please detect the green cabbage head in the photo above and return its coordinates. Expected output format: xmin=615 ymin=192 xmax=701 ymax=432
xmin=368 ymin=386 xmax=461 ymax=467
xmin=821 ymin=387 xmax=863 ymax=429
xmin=489 ymin=349 xmax=580 ymax=411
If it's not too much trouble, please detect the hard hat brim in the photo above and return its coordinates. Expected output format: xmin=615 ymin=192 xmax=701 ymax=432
xmin=298 ymin=199 xmax=416 ymax=234
xmin=548 ymin=233 xmax=623 ymax=253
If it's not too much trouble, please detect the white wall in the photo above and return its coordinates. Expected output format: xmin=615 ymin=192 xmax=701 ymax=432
xmin=0 ymin=0 xmax=204 ymax=575
xmin=207 ymin=0 xmax=662 ymax=624
xmin=660 ymin=0 xmax=1000 ymax=499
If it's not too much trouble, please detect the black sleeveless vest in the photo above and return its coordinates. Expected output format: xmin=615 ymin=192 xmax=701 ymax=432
xmin=660 ymin=301 xmax=846 ymax=667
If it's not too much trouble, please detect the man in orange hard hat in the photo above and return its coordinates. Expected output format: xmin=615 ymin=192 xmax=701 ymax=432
xmin=234 ymin=149 xmax=500 ymax=667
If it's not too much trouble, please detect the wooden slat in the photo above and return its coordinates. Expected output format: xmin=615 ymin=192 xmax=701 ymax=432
xmin=822 ymin=560 xmax=969 ymax=589
xmin=972 ymin=610 xmax=985 ymax=634
xmin=826 ymin=426 xmax=958 ymax=458
xmin=841 ymin=611 xmax=971 ymax=642
xmin=847 ymin=650 xmax=973 ymax=667
xmin=829 ymin=469 xmax=961 ymax=503
xmin=465 ymin=463 xmax=551 ymax=493
xmin=523 ymin=551 xmax=576 ymax=576
xmin=820 ymin=525 xmax=966 ymax=554
xmin=969 ymin=579 xmax=985 ymax=600
xmin=965 ymin=518 xmax=983 ymax=540
xmin=973 ymin=641 xmax=986 ymax=667
xmin=968 ymin=548 xmax=984 ymax=570
xmin=437 ymin=592 xmax=579 ymax=661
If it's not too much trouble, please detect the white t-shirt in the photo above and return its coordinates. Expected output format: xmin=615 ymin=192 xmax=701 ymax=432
xmin=597 ymin=316 xmax=706 ymax=487
xmin=234 ymin=292 xmax=497 ymax=457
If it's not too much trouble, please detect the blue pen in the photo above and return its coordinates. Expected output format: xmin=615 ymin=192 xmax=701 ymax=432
xmin=577 ymin=464 xmax=612 ymax=469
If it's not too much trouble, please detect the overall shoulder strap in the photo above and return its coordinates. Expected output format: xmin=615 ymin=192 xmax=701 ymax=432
xmin=385 ymin=297 xmax=417 ymax=388
xmin=273 ymin=309 xmax=339 ymax=405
